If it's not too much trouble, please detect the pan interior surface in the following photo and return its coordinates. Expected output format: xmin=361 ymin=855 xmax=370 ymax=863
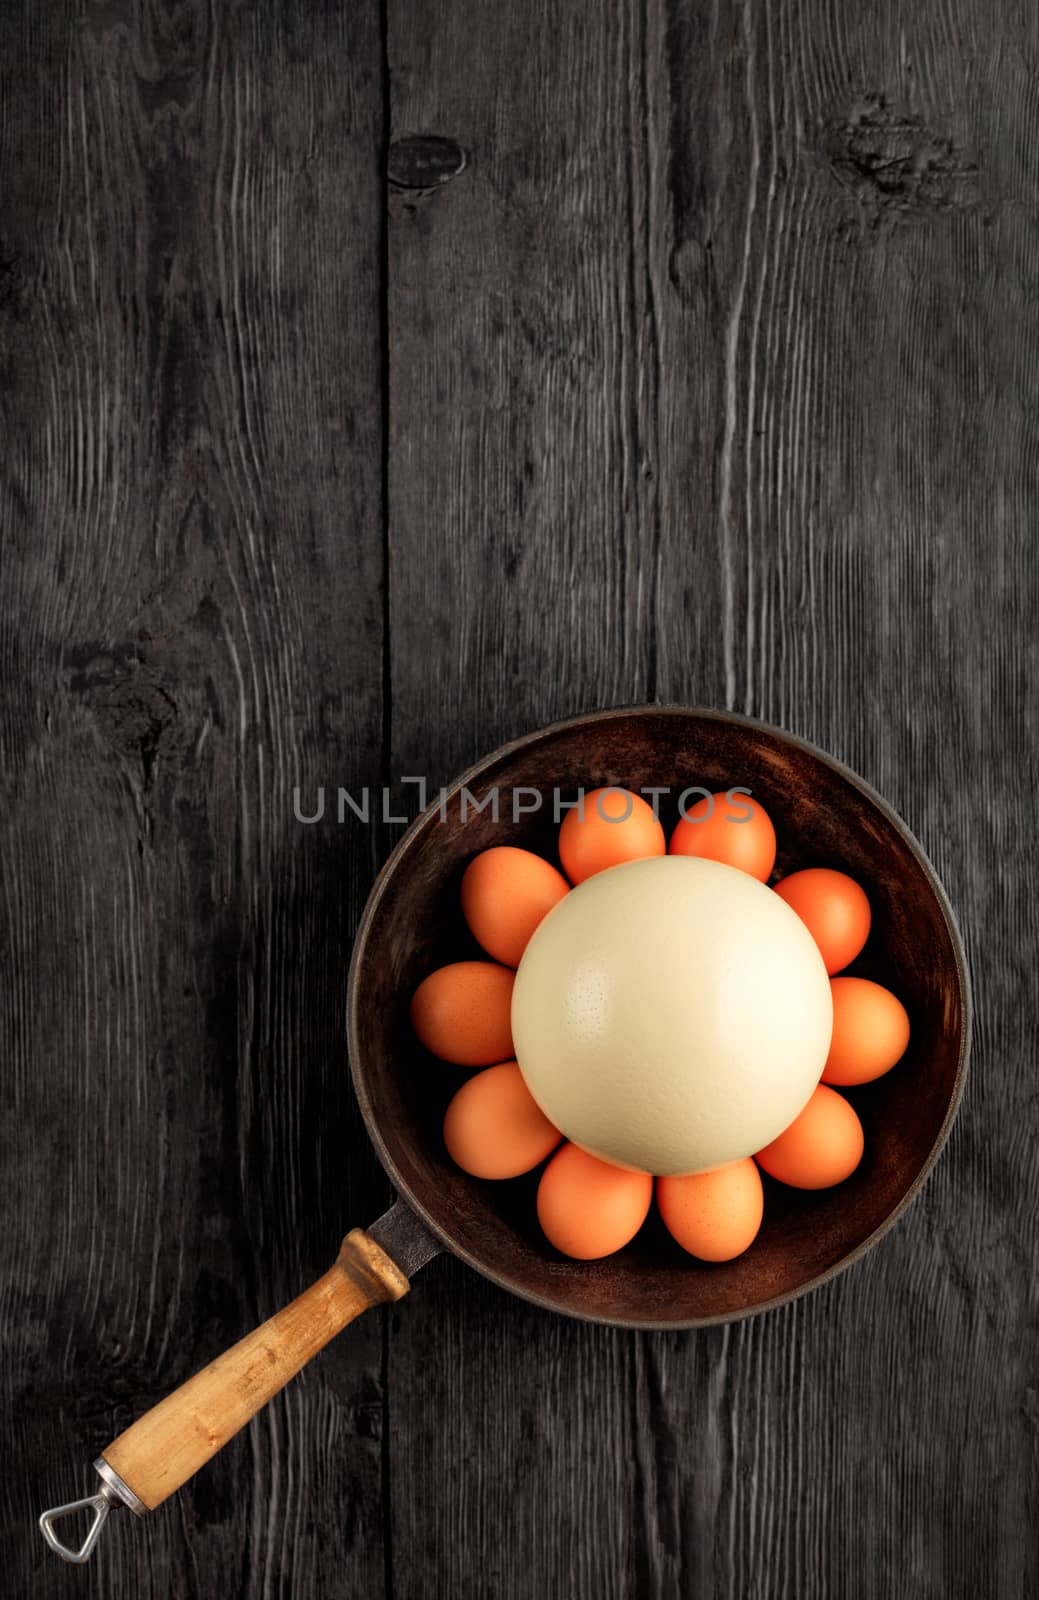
xmin=348 ymin=707 xmax=969 ymax=1328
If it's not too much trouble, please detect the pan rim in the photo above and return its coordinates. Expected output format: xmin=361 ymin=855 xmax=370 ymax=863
xmin=346 ymin=702 xmax=973 ymax=1330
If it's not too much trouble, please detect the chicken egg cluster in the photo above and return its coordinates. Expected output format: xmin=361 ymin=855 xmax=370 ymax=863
xmin=409 ymin=787 xmax=911 ymax=1264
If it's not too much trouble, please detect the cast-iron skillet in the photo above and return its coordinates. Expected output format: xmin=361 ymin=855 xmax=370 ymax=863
xmin=40 ymin=707 xmax=971 ymax=1564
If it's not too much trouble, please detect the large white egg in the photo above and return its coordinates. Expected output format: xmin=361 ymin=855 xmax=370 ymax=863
xmin=511 ymin=855 xmax=833 ymax=1176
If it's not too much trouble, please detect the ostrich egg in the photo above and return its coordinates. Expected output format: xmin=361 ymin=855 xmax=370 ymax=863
xmin=511 ymin=854 xmax=833 ymax=1176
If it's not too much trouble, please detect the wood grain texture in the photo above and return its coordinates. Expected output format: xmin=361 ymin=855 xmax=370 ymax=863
xmin=385 ymin=1 xmax=1037 ymax=1597
xmin=386 ymin=8 xmax=660 ymax=1596
xmin=2 ymin=0 xmax=1037 ymax=1595
xmin=0 ymin=1 xmax=390 ymax=1594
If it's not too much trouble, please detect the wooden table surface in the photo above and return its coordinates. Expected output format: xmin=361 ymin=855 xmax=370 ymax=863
xmin=2 ymin=2 xmax=1036 ymax=1595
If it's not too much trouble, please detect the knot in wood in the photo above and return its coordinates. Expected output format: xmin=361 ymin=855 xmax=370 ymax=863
xmin=387 ymin=134 xmax=467 ymax=191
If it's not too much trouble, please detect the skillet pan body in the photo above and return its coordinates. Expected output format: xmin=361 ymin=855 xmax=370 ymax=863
xmin=347 ymin=707 xmax=970 ymax=1330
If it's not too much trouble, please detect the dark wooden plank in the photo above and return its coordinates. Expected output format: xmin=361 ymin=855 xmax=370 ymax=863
xmin=0 ymin=3 xmax=389 ymax=1594
xmin=385 ymin=2 xmax=1038 ymax=1597
xmin=385 ymin=4 xmax=663 ymax=1596
xmin=641 ymin=4 xmax=1039 ymax=1594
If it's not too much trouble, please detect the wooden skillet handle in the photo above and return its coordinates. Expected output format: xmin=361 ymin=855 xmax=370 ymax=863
xmin=101 ymin=1229 xmax=407 ymax=1512
xmin=39 ymin=1204 xmax=439 ymax=1562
